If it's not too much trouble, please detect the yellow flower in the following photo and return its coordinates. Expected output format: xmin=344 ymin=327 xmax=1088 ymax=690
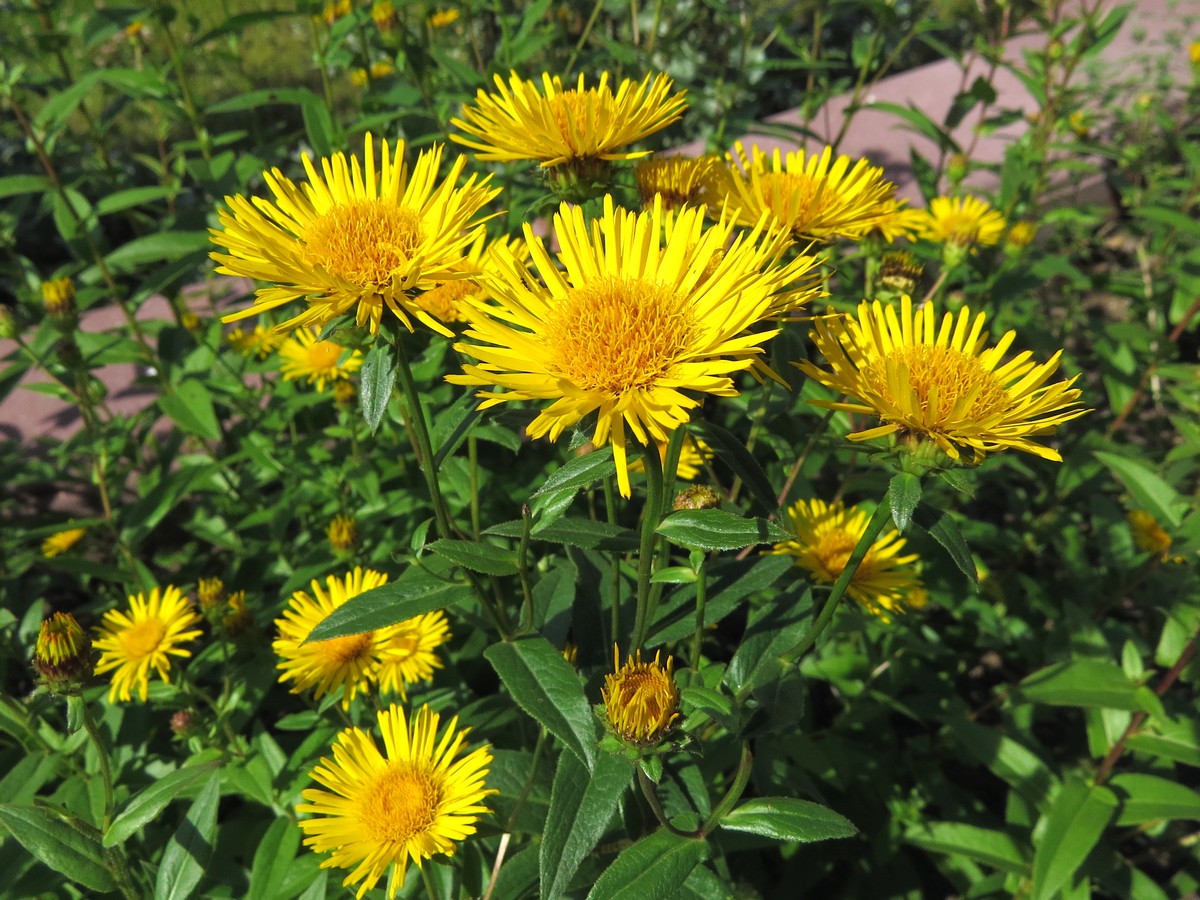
xmin=351 ymin=62 xmax=395 ymax=86
xmin=864 ymin=199 xmax=923 ymax=243
xmin=93 ymin=586 xmax=204 ymax=703
xmin=273 ymin=568 xmax=392 ymax=709
xmin=450 ymin=71 xmax=687 ymax=168
xmin=428 ymin=8 xmax=459 ymax=28
xmin=633 ymin=155 xmax=720 ymax=211
xmin=773 ymin=498 xmax=926 ymax=620
xmin=227 ymin=323 xmax=285 ymax=359
xmin=334 ymin=380 xmax=357 ymax=406
xmin=221 ymin=591 xmax=254 ymax=637
xmin=602 ymin=647 xmax=680 ymax=745
xmin=371 ymin=0 xmax=397 ymax=30
xmin=298 ymin=704 xmax=494 ymax=899
xmin=417 ymin=233 xmax=529 ymax=326
xmin=1190 ymin=41 xmax=1200 ymax=66
xmin=374 ymin=611 xmax=451 ymax=698
xmin=33 ymin=612 xmax=95 ymax=692
xmin=449 ymin=195 xmax=820 ymax=497
xmin=629 ymin=435 xmax=714 ymax=481
xmin=709 ymin=143 xmax=901 ymax=242
xmin=1006 ymin=220 xmax=1038 ymax=249
xmin=913 ymin=196 xmax=1006 ymax=248
xmin=317 ymin=0 xmax=352 ymax=25
xmin=42 ymin=527 xmax=85 ymax=558
xmin=1127 ymin=510 xmax=1179 ymax=562
xmin=196 ymin=577 xmax=226 ymax=610
xmin=878 ymin=251 xmax=925 ymax=294
xmin=797 ymin=295 xmax=1089 ymax=463
xmin=327 ymin=514 xmax=359 ymax=552
xmin=40 ymin=277 xmax=76 ymax=319
xmin=212 ymin=134 xmax=499 ymax=336
xmin=279 ymin=327 xmax=364 ymax=391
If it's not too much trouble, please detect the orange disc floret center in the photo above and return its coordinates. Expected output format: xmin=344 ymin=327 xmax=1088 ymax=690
xmin=360 ymin=762 xmax=441 ymax=845
xmin=549 ymin=91 xmax=597 ymax=149
xmin=120 ymin=618 xmax=166 ymax=659
xmin=865 ymin=345 xmax=1012 ymax=422
xmin=811 ymin=530 xmax=857 ymax=579
xmin=303 ymin=200 xmax=424 ymax=287
xmin=761 ymin=172 xmax=818 ymax=216
xmin=546 ymin=278 xmax=695 ymax=394
xmin=617 ymin=670 xmax=668 ymax=717
xmin=419 ymin=280 xmax=473 ymax=322
xmin=305 ymin=340 xmax=344 ymax=372
xmin=315 ymin=632 xmax=373 ymax=666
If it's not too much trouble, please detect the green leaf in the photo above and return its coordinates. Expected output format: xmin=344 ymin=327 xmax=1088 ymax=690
xmin=485 ymin=637 xmax=596 ymax=772
xmin=888 ymin=472 xmax=921 ymax=532
xmin=158 ymin=380 xmax=222 ymax=441
xmin=490 ymin=845 xmax=540 ymax=900
xmin=656 ymin=509 xmax=790 ymax=552
xmin=305 ymin=568 xmax=473 ymax=641
xmin=904 ymin=821 xmax=1030 ymax=874
xmin=1030 ymin=779 xmax=1117 ymax=900
xmin=485 ymin=518 xmax=638 ymax=551
xmin=104 ymin=755 xmax=222 ymax=847
xmin=1018 ymin=659 xmax=1155 ymax=712
xmin=1126 ymin=717 xmax=1200 ymax=767
xmin=540 ymin=751 xmax=633 ymax=900
xmin=720 ymin=797 xmax=857 ymax=842
xmin=912 ymin=507 xmax=977 ymax=586
xmin=725 ymin=597 xmax=811 ymax=694
xmin=246 ymin=818 xmax=302 ymax=900
xmin=532 ymin=446 xmax=616 ymax=504
xmin=691 ymin=420 xmax=778 ymax=515
xmin=1110 ymin=773 xmax=1200 ymax=825
xmin=943 ymin=718 xmax=1059 ymax=812
xmin=359 ymin=340 xmax=396 ymax=434
xmin=300 ymin=91 xmax=338 ymax=158
xmin=155 ymin=771 xmax=220 ymax=900
xmin=587 ymin=829 xmax=708 ymax=900
xmin=102 ymin=231 xmax=211 ymax=272
xmin=0 ymin=174 xmax=52 ymax=199
xmin=1095 ymin=451 xmax=1184 ymax=528
xmin=93 ymin=185 xmax=179 ymax=216
xmin=0 ymin=804 xmax=115 ymax=892
xmin=428 ymin=538 xmax=520 ymax=576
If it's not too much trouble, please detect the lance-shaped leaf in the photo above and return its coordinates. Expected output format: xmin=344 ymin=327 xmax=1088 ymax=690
xmin=306 ymin=567 xmax=472 ymax=641
xmin=719 ymin=797 xmax=857 ymax=843
xmin=587 ymin=828 xmax=708 ymax=900
xmin=485 ymin=636 xmax=597 ymax=771
xmin=0 ymin=803 xmax=115 ymax=892
xmin=657 ymin=509 xmax=790 ymax=552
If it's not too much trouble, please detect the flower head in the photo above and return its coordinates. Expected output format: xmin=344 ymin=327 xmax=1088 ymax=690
xmin=913 ymin=196 xmax=1006 ymax=249
xmin=633 ymin=155 xmax=719 ymax=211
xmin=416 ymin=233 xmax=529 ymax=326
xmin=878 ymin=251 xmax=925 ymax=295
xmin=1006 ymin=220 xmax=1038 ymax=251
xmin=327 ymin=514 xmax=359 ymax=552
xmin=450 ymin=71 xmax=687 ymax=168
xmin=774 ymin=499 xmax=926 ymax=620
xmin=273 ymin=568 xmax=392 ymax=709
xmin=1190 ymin=40 xmax=1200 ymax=66
xmin=227 ymin=324 xmax=285 ymax=359
xmin=221 ymin=591 xmax=254 ymax=637
xmin=196 ymin=577 xmax=226 ymax=611
xmin=449 ymin=195 xmax=820 ymax=496
xmin=371 ymin=0 xmax=397 ymax=30
xmin=93 ymin=586 xmax=204 ymax=702
xmin=1128 ymin=510 xmax=1180 ymax=562
xmin=279 ymin=327 xmax=363 ymax=391
xmin=374 ymin=611 xmax=451 ymax=698
xmin=710 ymin=143 xmax=901 ymax=242
xmin=40 ymin=277 xmax=76 ymax=320
xmin=212 ymin=134 xmax=499 ymax=336
xmin=298 ymin=704 xmax=494 ymax=899
xmin=428 ymin=8 xmax=459 ymax=28
xmin=602 ymin=647 xmax=680 ymax=745
xmin=350 ymin=62 xmax=395 ymax=87
xmin=797 ymin=295 xmax=1089 ymax=463
xmin=33 ymin=612 xmax=95 ymax=693
xmin=42 ymin=527 xmax=85 ymax=558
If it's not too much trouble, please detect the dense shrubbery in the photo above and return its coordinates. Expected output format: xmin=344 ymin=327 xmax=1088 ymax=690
xmin=2 ymin=1 xmax=1200 ymax=898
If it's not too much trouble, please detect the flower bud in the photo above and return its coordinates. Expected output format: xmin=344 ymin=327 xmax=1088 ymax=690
xmin=40 ymin=278 xmax=76 ymax=323
xmin=601 ymin=647 xmax=680 ymax=746
xmin=33 ymin=612 xmax=95 ymax=694
xmin=673 ymin=485 xmax=720 ymax=511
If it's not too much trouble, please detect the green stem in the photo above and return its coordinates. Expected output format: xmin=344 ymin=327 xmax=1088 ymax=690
xmin=565 ymin=0 xmax=605 ymax=76
xmin=781 ymin=498 xmax=894 ymax=664
xmin=603 ymin=475 xmax=621 ymax=645
xmin=468 ymin=435 xmax=481 ymax=538
xmin=392 ymin=338 xmax=455 ymax=540
xmin=517 ymin=506 xmax=535 ymax=632
xmin=700 ymin=743 xmax=753 ymax=836
xmin=637 ymin=766 xmax=702 ymax=839
xmin=630 ymin=446 xmax=664 ymax=650
xmin=78 ymin=703 xmax=116 ymax=832
xmin=690 ymin=557 xmax=708 ymax=682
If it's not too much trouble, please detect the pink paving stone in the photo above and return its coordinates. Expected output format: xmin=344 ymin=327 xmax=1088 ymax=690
xmin=1 ymin=0 xmax=1196 ymax=445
